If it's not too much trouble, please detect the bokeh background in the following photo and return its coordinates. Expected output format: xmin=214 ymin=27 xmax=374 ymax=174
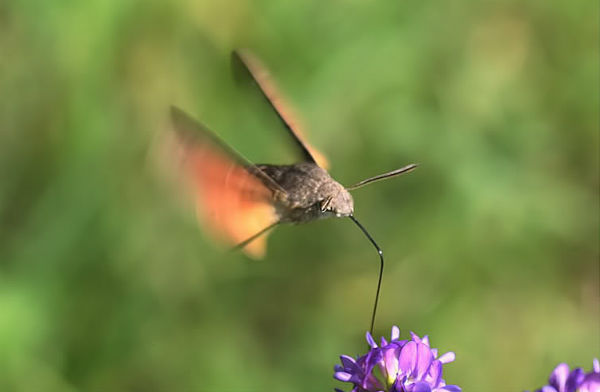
xmin=1 ymin=0 xmax=598 ymax=391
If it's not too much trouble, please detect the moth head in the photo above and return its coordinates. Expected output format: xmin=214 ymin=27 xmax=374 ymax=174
xmin=320 ymin=189 xmax=354 ymax=217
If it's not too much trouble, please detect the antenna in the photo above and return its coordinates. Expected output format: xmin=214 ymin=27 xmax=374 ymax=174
xmin=346 ymin=164 xmax=418 ymax=191
xmin=349 ymin=215 xmax=384 ymax=336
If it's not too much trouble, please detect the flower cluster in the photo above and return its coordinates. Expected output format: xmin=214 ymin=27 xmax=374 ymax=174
xmin=535 ymin=359 xmax=600 ymax=392
xmin=334 ymin=326 xmax=460 ymax=392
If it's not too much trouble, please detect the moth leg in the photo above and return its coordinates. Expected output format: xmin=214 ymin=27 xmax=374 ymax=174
xmin=231 ymin=221 xmax=280 ymax=253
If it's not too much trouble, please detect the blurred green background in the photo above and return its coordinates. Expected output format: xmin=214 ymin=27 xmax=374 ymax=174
xmin=1 ymin=0 xmax=598 ymax=391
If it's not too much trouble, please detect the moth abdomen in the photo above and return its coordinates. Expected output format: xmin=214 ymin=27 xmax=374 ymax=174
xmin=256 ymin=162 xmax=353 ymax=223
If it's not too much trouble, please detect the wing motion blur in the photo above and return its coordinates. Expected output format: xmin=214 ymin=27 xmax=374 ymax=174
xmin=171 ymin=106 xmax=284 ymax=258
xmin=231 ymin=50 xmax=329 ymax=169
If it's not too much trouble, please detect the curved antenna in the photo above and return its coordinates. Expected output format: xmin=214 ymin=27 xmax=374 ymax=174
xmin=346 ymin=164 xmax=418 ymax=191
xmin=349 ymin=215 xmax=383 ymax=336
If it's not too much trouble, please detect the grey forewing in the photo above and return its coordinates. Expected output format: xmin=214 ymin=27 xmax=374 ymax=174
xmin=231 ymin=51 xmax=318 ymax=165
xmin=256 ymin=162 xmax=344 ymax=222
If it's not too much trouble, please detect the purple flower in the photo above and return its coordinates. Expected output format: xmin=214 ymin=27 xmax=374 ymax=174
xmin=535 ymin=359 xmax=600 ymax=392
xmin=334 ymin=326 xmax=461 ymax=392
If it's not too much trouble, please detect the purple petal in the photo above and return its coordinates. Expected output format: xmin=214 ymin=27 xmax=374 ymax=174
xmin=549 ymin=363 xmax=570 ymax=392
xmin=438 ymin=352 xmax=456 ymax=364
xmin=428 ymin=360 xmax=442 ymax=387
xmin=340 ymin=355 xmax=357 ymax=368
xmin=431 ymin=348 xmax=438 ymax=358
xmin=391 ymin=325 xmax=400 ymax=341
xmin=391 ymin=340 xmax=409 ymax=352
xmin=391 ymin=376 xmax=406 ymax=392
xmin=579 ymin=373 xmax=600 ymax=392
xmin=383 ymin=346 xmax=400 ymax=381
xmin=366 ymin=332 xmax=378 ymax=348
xmin=439 ymin=386 xmax=462 ymax=392
xmin=363 ymin=348 xmax=383 ymax=382
xmin=334 ymin=371 xmax=353 ymax=382
xmin=410 ymin=331 xmax=421 ymax=343
xmin=410 ymin=381 xmax=433 ymax=392
xmin=399 ymin=341 xmax=418 ymax=376
xmin=422 ymin=335 xmax=430 ymax=346
xmin=565 ymin=368 xmax=584 ymax=392
xmin=415 ymin=342 xmax=434 ymax=378
xmin=362 ymin=373 xmax=385 ymax=390
xmin=539 ymin=387 xmax=559 ymax=392
xmin=594 ymin=359 xmax=600 ymax=374
xmin=408 ymin=332 xmax=429 ymax=346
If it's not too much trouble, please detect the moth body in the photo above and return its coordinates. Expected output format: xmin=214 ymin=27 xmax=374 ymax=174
xmin=257 ymin=162 xmax=354 ymax=223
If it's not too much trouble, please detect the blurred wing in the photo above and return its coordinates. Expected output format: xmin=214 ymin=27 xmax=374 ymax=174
xmin=171 ymin=106 xmax=284 ymax=258
xmin=231 ymin=50 xmax=329 ymax=169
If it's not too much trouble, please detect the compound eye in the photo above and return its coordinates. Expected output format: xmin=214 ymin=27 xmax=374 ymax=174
xmin=320 ymin=196 xmax=333 ymax=212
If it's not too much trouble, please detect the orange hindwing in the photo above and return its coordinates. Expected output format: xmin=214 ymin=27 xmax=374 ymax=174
xmin=171 ymin=107 xmax=282 ymax=258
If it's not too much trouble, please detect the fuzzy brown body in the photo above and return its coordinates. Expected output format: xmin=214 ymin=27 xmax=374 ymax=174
xmin=256 ymin=162 xmax=354 ymax=223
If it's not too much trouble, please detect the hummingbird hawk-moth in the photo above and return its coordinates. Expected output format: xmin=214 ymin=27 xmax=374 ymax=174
xmin=171 ymin=50 xmax=417 ymax=333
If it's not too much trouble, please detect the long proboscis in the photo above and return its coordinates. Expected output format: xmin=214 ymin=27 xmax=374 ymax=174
xmin=349 ymin=215 xmax=383 ymax=336
xmin=346 ymin=164 xmax=418 ymax=191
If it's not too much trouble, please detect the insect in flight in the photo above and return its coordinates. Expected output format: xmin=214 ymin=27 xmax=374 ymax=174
xmin=171 ymin=50 xmax=417 ymax=334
